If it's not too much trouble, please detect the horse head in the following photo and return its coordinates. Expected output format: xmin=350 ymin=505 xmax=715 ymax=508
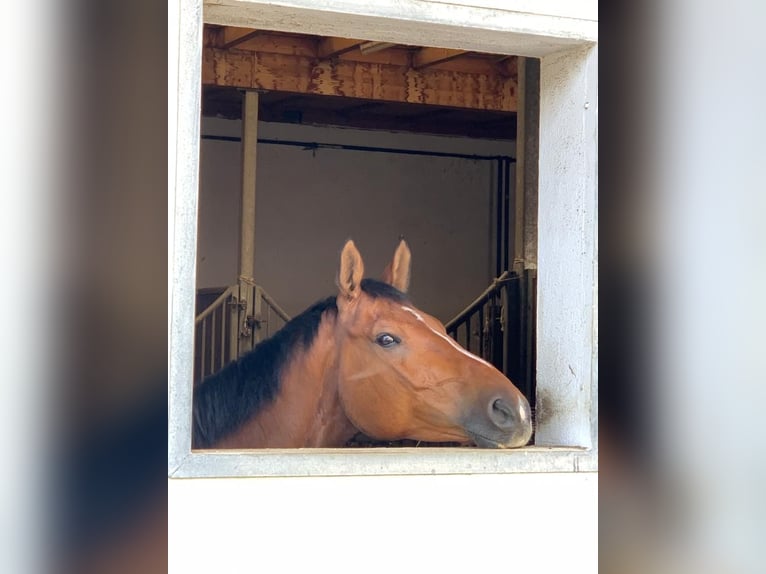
xmin=335 ymin=239 xmax=533 ymax=448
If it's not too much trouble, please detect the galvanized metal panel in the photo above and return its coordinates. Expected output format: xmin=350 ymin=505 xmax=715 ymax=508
xmin=169 ymin=0 xmax=204 ymax=474
xmin=170 ymin=446 xmax=596 ymax=478
xmin=535 ymin=45 xmax=598 ymax=448
xmin=204 ymin=0 xmax=597 ymax=56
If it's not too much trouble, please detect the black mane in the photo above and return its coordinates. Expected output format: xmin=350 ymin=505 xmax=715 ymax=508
xmin=192 ymin=278 xmax=408 ymax=448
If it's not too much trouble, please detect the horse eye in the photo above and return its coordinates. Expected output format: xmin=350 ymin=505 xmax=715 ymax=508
xmin=375 ymin=333 xmax=400 ymax=348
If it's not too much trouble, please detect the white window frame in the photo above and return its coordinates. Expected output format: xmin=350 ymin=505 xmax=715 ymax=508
xmin=169 ymin=0 xmax=598 ymax=478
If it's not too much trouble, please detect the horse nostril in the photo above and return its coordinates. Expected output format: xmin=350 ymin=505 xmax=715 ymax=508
xmin=489 ymin=398 xmax=515 ymax=430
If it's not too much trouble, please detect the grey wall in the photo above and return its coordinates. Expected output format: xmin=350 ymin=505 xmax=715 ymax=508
xmin=197 ymin=118 xmax=515 ymax=323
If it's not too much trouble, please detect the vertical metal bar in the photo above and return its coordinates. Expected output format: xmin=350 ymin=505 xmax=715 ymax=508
xmin=513 ymin=57 xmax=527 ymax=275
xmin=502 ymin=279 xmax=511 ymax=376
xmin=194 ymin=325 xmax=200 ymax=386
xmin=240 ymin=91 xmax=259 ymax=279
xmin=218 ymin=306 xmax=224 ymax=371
xmin=250 ymin=283 xmax=256 ymax=349
xmin=522 ymin=58 xmax=540 ymax=270
xmin=210 ymin=308 xmax=217 ymax=373
xmin=495 ymin=159 xmax=503 ymax=277
xmin=503 ymin=158 xmax=512 ymax=272
xmin=206 ymin=311 xmax=213 ymax=375
xmin=488 ymin=296 xmax=493 ymax=357
xmin=465 ymin=315 xmax=472 ymax=353
xmin=229 ymin=289 xmax=240 ymax=362
xmin=219 ymin=305 xmax=225 ymax=372
xmin=478 ymin=304 xmax=485 ymax=358
xmin=253 ymin=285 xmax=263 ymax=344
xmin=236 ymin=280 xmax=250 ymax=356
xmin=526 ymin=269 xmax=537 ymax=410
xmin=200 ymin=319 xmax=208 ymax=379
xmin=518 ymin=271 xmax=527 ymax=396
xmin=464 ymin=317 xmax=469 ymax=352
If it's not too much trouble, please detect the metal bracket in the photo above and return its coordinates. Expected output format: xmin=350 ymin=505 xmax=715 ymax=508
xmin=227 ymin=296 xmax=247 ymax=312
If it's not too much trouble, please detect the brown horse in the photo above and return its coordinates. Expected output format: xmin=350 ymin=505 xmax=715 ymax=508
xmin=193 ymin=240 xmax=532 ymax=449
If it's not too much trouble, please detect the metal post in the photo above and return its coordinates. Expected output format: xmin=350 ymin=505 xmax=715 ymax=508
xmin=496 ymin=159 xmax=504 ymax=277
xmin=237 ymin=91 xmax=259 ymax=356
xmin=514 ymin=57 xmax=540 ymax=273
xmin=240 ymin=90 xmax=259 ymax=279
xmin=513 ymin=59 xmax=527 ymax=276
xmin=503 ymin=158 xmax=512 ymax=271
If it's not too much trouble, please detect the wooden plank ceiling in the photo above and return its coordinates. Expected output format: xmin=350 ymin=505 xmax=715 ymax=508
xmin=202 ymin=25 xmax=518 ymax=140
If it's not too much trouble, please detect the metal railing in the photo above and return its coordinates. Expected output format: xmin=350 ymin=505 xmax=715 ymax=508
xmin=445 ymin=269 xmax=537 ymax=406
xmin=237 ymin=276 xmax=290 ymax=353
xmin=194 ymin=278 xmax=291 ymax=385
xmin=446 ymin=271 xmax=510 ymax=371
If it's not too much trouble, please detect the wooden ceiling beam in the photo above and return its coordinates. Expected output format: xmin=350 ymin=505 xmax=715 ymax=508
xmin=495 ymin=56 xmax=518 ymax=79
xmin=358 ymin=41 xmax=397 ymax=55
xmin=222 ymin=27 xmax=261 ymax=50
xmin=202 ymin=48 xmax=517 ymax=112
xmin=318 ymin=37 xmax=365 ymax=59
xmin=412 ymin=47 xmax=467 ymax=70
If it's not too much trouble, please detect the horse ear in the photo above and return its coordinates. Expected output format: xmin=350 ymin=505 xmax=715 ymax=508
xmin=338 ymin=240 xmax=365 ymax=301
xmin=382 ymin=239 xmax=411 ymax=293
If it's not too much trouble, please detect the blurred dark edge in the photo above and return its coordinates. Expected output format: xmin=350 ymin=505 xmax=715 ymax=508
xmin=57 ymin=1 xmax=168 ymax=572
xmin=599 ymin=1 xmax=664 ymax=572
xmin=599 ymin=0 xmax=655 ymax=469
xmin=59 ymin=387 xmax=167 ymax=564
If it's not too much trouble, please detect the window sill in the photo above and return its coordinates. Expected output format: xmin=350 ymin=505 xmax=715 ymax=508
xmin=168 ymin=446 xmax=597 ymax=478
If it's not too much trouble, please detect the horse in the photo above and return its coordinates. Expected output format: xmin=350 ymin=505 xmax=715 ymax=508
xmin=192 ymin=239 xmax=533 ymax=449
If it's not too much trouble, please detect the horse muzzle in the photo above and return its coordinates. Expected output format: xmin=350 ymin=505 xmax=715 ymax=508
xmin=462 ymin=393 xmax=533 ymax=448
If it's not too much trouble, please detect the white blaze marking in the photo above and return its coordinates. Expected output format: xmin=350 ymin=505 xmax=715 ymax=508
xmin=400 ymin=306 xmax=496 ymax=370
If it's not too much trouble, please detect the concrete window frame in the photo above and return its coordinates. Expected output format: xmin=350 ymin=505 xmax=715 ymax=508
xmin=169 ymin=0 xmax=598 ymax=478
